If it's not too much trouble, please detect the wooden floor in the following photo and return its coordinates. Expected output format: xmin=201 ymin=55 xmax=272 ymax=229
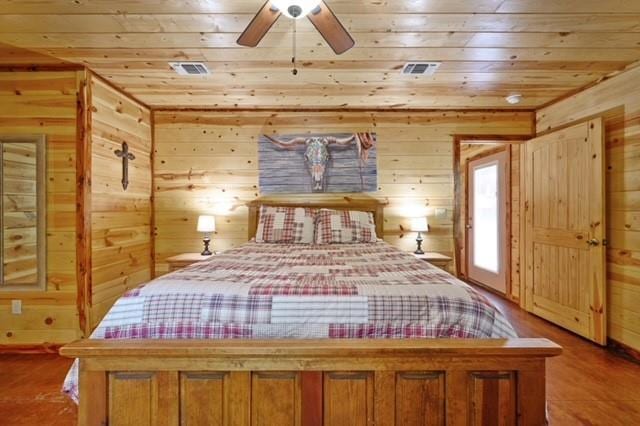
xmin=0 ymin=353 xmax=76 ymax=425
xmin=0 ymin=287 xmax=639 ymax=425
xmin=481 ymin=289 xmax=640 ymax=425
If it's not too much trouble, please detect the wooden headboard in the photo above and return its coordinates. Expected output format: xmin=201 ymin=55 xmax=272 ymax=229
xmin=247 ymin=196 xmax=387 ymax=240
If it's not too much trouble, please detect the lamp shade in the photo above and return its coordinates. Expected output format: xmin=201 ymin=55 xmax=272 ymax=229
xmin=410 ymin=217 xmax=429 ymax=232
xmin=197 ymin=215 xmax=216 ymax=233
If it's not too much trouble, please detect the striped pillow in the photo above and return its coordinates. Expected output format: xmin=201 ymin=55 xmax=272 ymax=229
xmin=315 ymin=209 xmax=377 ymax=244
xmin=255 ymin=206 xmax=316 ymax=244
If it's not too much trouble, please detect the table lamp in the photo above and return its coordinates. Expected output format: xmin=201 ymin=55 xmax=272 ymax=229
xmin=410 ymin=217 xmax=429 ymax=254
xmin=197 ymin=215 xmax=216 ymax=256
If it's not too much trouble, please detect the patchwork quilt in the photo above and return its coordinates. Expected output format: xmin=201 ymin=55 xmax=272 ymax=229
xmin=63 ymin=241 xmax=517 ymax=402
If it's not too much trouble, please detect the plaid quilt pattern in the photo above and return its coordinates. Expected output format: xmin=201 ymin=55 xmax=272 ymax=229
xmin=255 ymin=206 xmax=316 ymax=244
xmin=63 ymin=241 xmax=517 ymax=403
xmin=315 ymin=209 xmax=377 ymax=244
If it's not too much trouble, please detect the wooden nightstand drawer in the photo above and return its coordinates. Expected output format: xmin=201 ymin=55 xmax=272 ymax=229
xmin=166 ymin=253 xmax=214 ymax=272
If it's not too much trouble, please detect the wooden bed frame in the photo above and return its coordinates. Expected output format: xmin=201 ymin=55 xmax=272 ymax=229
xmin=61 ymin=197 xmax=561 ymax=425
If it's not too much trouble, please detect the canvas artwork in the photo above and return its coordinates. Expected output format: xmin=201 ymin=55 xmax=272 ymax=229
xmin=258 ymin=132 xmax=377 ymax=194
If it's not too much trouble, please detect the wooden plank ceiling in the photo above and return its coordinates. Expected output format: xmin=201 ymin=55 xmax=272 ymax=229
xmin=1 ymin=0 xmax=640 ymax=109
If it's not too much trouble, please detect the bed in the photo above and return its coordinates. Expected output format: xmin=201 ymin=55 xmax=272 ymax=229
xmin=60 ymin=198 xmax=560 ymax=425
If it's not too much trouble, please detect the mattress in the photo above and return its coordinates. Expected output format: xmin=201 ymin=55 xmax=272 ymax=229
xmin=63 ymin=241 xmax=517 ymax=401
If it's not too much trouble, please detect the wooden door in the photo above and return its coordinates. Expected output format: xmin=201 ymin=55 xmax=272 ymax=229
xmin=467 ymin=150 xmax=510 ymax=294
xmin=523 ymin=118 xmax=606 ymax=344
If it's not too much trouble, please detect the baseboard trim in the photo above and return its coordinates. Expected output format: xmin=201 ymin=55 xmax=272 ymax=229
xmin=608 ymin=339 xmax=640 ymax=365
xmin=0 ymin=343 xmax=62 ymax=354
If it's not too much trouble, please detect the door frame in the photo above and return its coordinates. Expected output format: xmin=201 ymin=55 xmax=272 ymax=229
xmin=453 ymin=134 xmax=531 ymax=302
xmin=465 ymin=147 xmax=510 ymax=294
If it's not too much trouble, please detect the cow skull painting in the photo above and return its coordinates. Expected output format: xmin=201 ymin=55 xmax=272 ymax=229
xmin=259 ymin=132 xmax=377 ymax=194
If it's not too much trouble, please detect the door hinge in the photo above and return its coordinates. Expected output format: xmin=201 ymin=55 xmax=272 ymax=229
xmin=602 ymin=239 xmax=608 ymax=247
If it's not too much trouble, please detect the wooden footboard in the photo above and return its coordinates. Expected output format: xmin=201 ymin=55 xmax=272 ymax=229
xmin=60 ymin=338 xmax=561 ymax=426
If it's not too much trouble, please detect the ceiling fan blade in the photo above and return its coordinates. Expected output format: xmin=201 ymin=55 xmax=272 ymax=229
xmin=307 ymin=1 xmax=355 ymax=55
xmin=237 ymin=1 xmax=281 ymax=47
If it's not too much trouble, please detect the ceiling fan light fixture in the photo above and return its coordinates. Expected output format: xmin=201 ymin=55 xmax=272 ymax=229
xmin=271 ymin=0 xmax=322 ymax=19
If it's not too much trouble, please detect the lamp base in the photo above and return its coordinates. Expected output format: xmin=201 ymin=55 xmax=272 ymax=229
xmin=414 ymin=232 xmax=424 ymax=255
xmin=201 ymin=236 xmax=212 ymax=256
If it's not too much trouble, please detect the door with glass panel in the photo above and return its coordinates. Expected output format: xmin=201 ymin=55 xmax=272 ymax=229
xmin=466 ymin=150 xmax=509 ymax=293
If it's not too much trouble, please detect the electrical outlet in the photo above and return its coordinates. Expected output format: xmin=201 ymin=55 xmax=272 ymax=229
xmin=11 ymin=300 xmax=22 ymax=315
xmin=435 ymin=208 xmax=447 ymax=218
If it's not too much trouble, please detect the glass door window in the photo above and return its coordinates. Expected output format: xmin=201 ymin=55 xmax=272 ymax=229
xmin=466 ymin=150 xmax=508 ymax=293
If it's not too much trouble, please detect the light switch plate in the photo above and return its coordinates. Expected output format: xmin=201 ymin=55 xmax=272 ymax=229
xmin=435 ymin=208 xmax=447 ymax=218
xmin=11 ymin=300 xmax=22 ymax=315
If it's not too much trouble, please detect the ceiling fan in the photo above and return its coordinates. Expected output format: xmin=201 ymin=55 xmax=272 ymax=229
xmin=237 ymin=0 xmax=355 ymax=55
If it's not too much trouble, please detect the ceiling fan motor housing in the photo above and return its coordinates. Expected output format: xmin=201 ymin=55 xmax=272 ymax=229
xmin=288 ymin=5 xmax=303 ymax=18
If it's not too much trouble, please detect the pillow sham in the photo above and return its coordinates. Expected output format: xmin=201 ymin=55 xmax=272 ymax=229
xmin=255 ymin=206 xmax=316 ymax=244
xmin=315 ymin=208 xmax=377 ymax=244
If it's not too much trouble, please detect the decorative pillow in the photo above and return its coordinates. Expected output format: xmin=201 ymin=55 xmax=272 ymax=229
xmin=315 ymin=209 xmax=377 ymax=244
xmin=255 ymin=206 xmax=316 ymax=244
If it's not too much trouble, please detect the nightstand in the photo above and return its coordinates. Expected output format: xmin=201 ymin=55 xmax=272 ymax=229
xmin=166 ymin=253 xmax=213 ymax=272
xmin=412 ymin=252 xmax=453 ymax=271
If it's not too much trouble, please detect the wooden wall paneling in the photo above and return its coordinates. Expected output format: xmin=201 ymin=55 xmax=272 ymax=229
xmin=153 ymin=111 xmax=533 ymax=275
xmin=88 ymin=72 xmax=153 ymax=329
xmin=536 ymin=65 xmax=640 ymax=352
xmin=0 ymin=70 xmax=83 ymax=344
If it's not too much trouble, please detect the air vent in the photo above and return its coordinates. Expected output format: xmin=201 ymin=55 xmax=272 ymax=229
xmin=169 ymin=62 xmax=211 ymax=76
xmin=401 ymin=62 xmax=441 ymax=76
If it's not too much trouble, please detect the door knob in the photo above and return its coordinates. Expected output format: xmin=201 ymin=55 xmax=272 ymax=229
xmin=587 ymin=238 xmax=600 ymax=246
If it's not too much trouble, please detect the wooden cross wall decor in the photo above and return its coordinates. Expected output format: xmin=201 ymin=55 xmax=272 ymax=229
xmin=114 ymin=142 xmax=135 ymax=190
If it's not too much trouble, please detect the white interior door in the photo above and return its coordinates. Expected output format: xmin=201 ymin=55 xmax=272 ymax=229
xmin=467 ymin=150 xmax=509 ymax=293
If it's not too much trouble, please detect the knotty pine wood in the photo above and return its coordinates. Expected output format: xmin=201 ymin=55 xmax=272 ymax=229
xmin=88 ymin=73 xmax=152 ymax=329
xmin=0 ymin=71 xmax=83 ymax=345
xmin=1 ymin=2 xmax=640 ymax=108
xmin=0 ymin=41 xmax=72 ymax=67
xmin=152 ymin=110 xmax=533 ymax=274
xmin=458 ymin=143 xmax=522 ymax=301
xmin=524 ymin=119 xmax=606 ymax=345
xmin=536 ymin=65 xmax=640 ymax=352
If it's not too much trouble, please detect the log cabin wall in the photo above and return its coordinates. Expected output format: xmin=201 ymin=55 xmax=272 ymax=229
xmin=537 ymin=65 xmax=640 ymax=352
xmin=87 ymin=74 xmax=153 ymax=329
xmin=0 ymin=70 xmax=84 ymax=345
xmin=458 ymin=143 xmax=522 ymax=301
xmin=153 ymin=110 xmax=533 ymax=275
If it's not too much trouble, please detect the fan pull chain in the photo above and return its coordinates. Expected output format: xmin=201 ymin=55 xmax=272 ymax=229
xmin=292 ymin=18 xmax=298 ymax=75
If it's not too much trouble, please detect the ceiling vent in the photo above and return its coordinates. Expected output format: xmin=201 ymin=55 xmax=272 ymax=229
xmin=169 ymin=62 xmax=211 ymax=76
xmin=401 ymin=62 xmax=441 ymax=76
